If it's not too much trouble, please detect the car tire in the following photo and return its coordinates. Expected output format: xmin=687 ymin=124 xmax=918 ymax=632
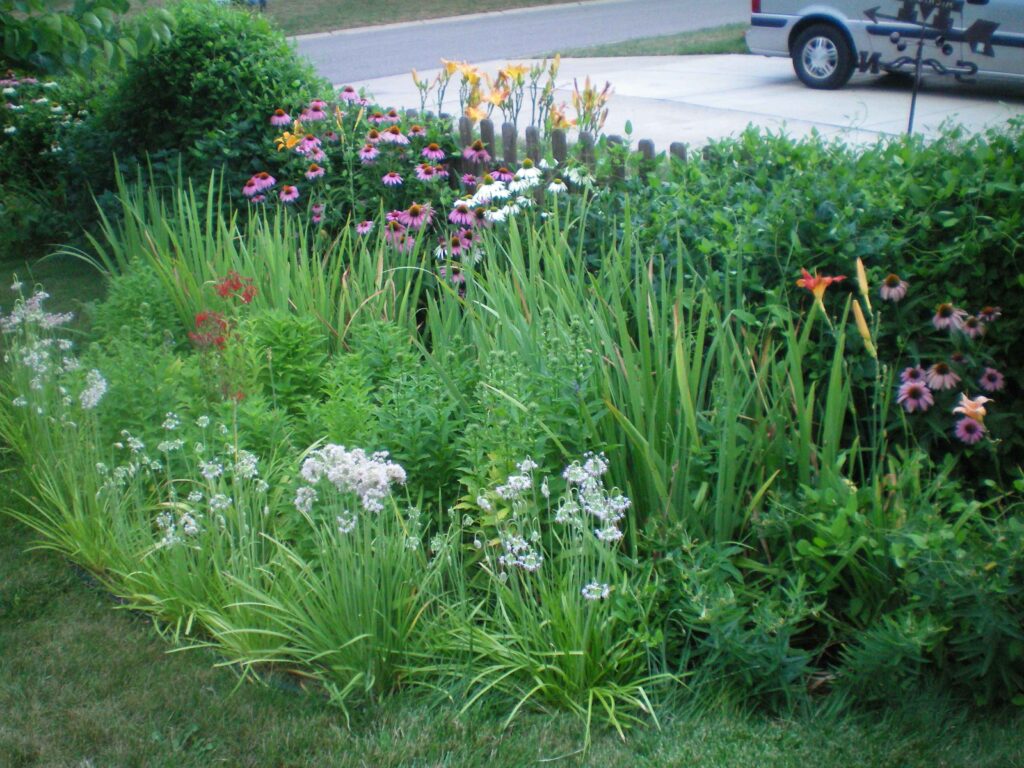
xmin=792 ymin=24 xmax=855 ymax=90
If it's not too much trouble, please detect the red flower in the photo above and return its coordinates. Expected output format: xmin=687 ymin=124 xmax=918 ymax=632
xmin=796 ymin=268 xmax=846 ymax=302
xmin=189 ymin=310 xmax=229 ymax=350
xmin=214 ymin=271 xmax=257 ymax=304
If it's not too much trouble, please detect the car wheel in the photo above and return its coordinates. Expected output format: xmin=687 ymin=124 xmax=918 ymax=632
xmin=792 ymin=24 xmax=855 ymax=90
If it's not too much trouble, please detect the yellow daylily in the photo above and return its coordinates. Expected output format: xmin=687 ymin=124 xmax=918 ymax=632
xmin=465 ymin=104 xmax=487 ymax=122
xmin=275 ymin=131 xmax=300 ymax=151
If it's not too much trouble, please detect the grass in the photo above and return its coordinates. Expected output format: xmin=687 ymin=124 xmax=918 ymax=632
xmin=556 ymin=23 xmax=748 ymax=57
xmin=121 ymin=0 xmax=579 ymax=37
xmin=2 ymin=495 xmax=1022 ymax=767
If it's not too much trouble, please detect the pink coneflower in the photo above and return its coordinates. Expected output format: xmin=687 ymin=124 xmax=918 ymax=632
xmin=338 ymin=85 xmax=359 ymax=102
xmin=408 ymin=124 xmax=426 ymax=137
xmin=978 ymin=306 xmax=1002 ymax=323
xmin=926 ymin=362 xmax=960 ymax=390
xmin=309 ymin=148 xmax=326 ymax=162
xmin=490 ymin=166 xmax=514 ymax=182
xmin=471 ymin=206 xmax=491 ymax=228
xmin=253 ymin=171 xmax=276 ymax=191
xmin=391 ymin=232 xmax=416 ymax=253
xmin=305 ymin=163 xmax=326 ymax=180
xmin=900 ymin=366 xmax=926 ymax=384
xmin=385 ymin=209 xmax=403 ymax=223
xmin=359 ymin=144 xmax=379 ymax=163
xmin=449 ymin=201 xmax=475 ymax=226
xmin=897 ymin=381 xmax=934 ymax=413
xmin=366 ymin=128 xmax=382 ymax=144
xmin=961 ymin=315 xmax=985 ymax=339
xmin=979 ymin=367 xmax=1006 ymax=393
xmin=242 ymin=178 xmax=259 ymax=197
xmin=461 ymin=173 xmax=478 ymax=188
xmin=356 ymin=220 xmax=374 ymax=236
xmin=399 ymin=202 xmax=433 ymax=229
xmin=279 ymin=185 xmax=299 ymax=203
xmin=462 ymin=140 xmax=491 ymax=163
xmin=954 ymin=417 xmax=986 ymax=445
xmin=438 ymin=264 xmax=465 ymax=285
xmin=436 ymin=233 xmax=464 ymax=259
xmin=382 ymin=171 xmax=403 ymax=187
xmin=932 ymin=303 xmax=966 ymax=331
xmin=433 ymin=164 xmax=449 ymax=179
xmin=296 ymin=133 xmax=321 ymax=155
xmin=415 ymin=163 xmax=437 ymax=182
xmin=421 ymin=143 xmax=446 ymax=161
xmin=301 ymin=100 xmax=327 ymax=122
xmin=380 ymin=125 xmax=409 ymax=145
xmin=323 ymin=130 xmax=340 ymax=143
xmin=383 ymin=219 xmax=406 ymax=245
xmin=879 ymin=273 xmax=908 ymax=302
xmin=385 ymin=108 xmax=401 ymax=123
xmin=950 ymin=352 xmax=968 ymax=367
xmin=251 ymin=194 xmax=266 ymax=204
xmin=312 ymin=213 xmax=324 ymax=224
xmin=269 ymin=108 xmax=292 ymax=126
xmin=311 ymin=203 xmax=325 ymax=216
xmin=368 ymin=111 xmax=387 ymax=124
xmin=458 ymin=228 xmax=478 ymax=249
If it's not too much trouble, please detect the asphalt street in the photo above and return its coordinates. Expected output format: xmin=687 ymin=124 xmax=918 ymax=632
xmin=293 ymin=0 xmax=748 ymax=83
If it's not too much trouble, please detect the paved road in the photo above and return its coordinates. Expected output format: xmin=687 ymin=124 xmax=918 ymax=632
xmin=293 ymin=0 xmax=748 ymax=83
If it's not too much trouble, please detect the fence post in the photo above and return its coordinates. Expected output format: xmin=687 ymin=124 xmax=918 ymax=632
xmin=501 ymin=122 xmax=517 ymax=165
xmin=525 ymin=126 xmax=541 ymax=164
xmin=606 ymin=135 xmax=626 ymax=182
xmin=637 ymin=138 xmax=656 ymax=175
xmin=552 ymin=129 xmax=568 ymax=166
xmin=480 ymin=119 xmax=496 ymax=165
xmin=578 ymin=131 xmax=595 ymax=170
xmin=669 ymin=142 xmax=687 ymax=164
xmin=458 ymin=116 xmax=473 ymax=148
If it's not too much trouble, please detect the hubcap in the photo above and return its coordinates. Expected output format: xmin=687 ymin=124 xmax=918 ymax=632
xmin=802 ymin=36 xmax=838 ymax=79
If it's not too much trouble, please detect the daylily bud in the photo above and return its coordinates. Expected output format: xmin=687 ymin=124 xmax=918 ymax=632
xmin=856 ymin=258 xmax=872 ymax=313
xmin=852 ymin=299 xmax=876 ymax=358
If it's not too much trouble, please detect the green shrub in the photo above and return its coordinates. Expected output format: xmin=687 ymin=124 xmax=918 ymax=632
xmin=94 ymin=0 xmax=326 ymax=190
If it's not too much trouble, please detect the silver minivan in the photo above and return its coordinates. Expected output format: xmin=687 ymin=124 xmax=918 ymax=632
xmin=746 ymin=0 xmax=1024 ymax=88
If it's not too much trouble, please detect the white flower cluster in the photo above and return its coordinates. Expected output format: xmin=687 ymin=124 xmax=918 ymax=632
xmin=556 ymin=452 xmax=630 ymax=544
xmin=155 ymin=509 xmax=201 ymax=548
xmin=581 ymin=581 xmax=611 ymax=601
xmin=295 ymin=444 xmax=407 ymax=516
xmin=0 ymin=291 xmax=74 ymax=334
xmin=494 ymin=457 xmax=539 ymax=501
xmin=498 ymin=531 xmax=544 ymax=572
xmin=78 ymin=369 xmax=107 ymax=410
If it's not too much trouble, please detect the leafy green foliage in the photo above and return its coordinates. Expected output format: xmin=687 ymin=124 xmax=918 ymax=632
xmin=0 ymin=0 xmax=173 ymax=76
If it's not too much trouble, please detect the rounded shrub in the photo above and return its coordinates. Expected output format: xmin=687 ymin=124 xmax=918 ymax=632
xmin=94 ymin=0 xmax=327 ymax=186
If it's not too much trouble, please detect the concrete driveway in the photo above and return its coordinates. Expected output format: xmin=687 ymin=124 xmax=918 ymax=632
xmin=352 ymin=54 xmax=1024 ymax=149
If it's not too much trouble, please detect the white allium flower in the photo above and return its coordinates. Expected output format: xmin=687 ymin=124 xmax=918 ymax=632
xmin=581 ymin=582 xmax=610 ymax=601
xmin=336 ymin=511 xmax=358 ymax=534
xmin=517 ymin=457 xmax=538 ymax=473
xmin=12 ymin=396 xmax=27 ymax=407
xmin=180 ymin=513 xmax=200 ymax=536
xmin=3 ymin=126 xmax=15 ymax=135
xmin=298 ymin=445 xmax=406 ymax=514
xmin=126 ymin=436 xmax=145 ymax=453
xmin=157 ymin=439 xmax=184 ymax=453
xmin=294 ymin=485 xmax=318 ymax=513
xmin=595 ymin=525 xmax=623 ymax=543
xmin=194 ymin=442 xmax=206 ymax=454
xmin=195 ymin=415 xmax=210 ymax=428
xmin=10 ymin=280 xmax=22 ymax=292
xmin=476 ymin=495 xmax=492 ymax=512
xmin=162 ymin=412 xmax=180 ymax=430
xmin=540 ymin=477 xmax=550 ymax=499
xmin=495 ymin=473 xmax=532 ymax=500
xmin=208 ymin=494 xmax=232 ymax=512
xmin=199 ymin=459 xmax=223 ymax=480
xmin=187 ymin=490 xmax=204 ymax=504
xmin=233 ymin=450 xmax=259 ymax=479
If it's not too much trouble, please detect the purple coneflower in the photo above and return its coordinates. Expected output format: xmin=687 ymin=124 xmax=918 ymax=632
xmin=490 ymin=166 xmax=514 ymax=182
xmin=359 ymin=144 xmax=379 ymax=163
xmin=368 ymin=111 xmax=387 ymax=124
xmin=879 ymin=273 xmax=908 ymax=302
xmin=462 ymin=140 xmax=491 ymax=163
xmin=323 ymin=131 xmax=340 ymax=143
xmin=961 ymin=315 xmax=984 ymax=339
xmin=900 ymin=366 xmax=926 ymax=384
xmin=296 ymin=134 xmax=321 ymax=155
xmin=242 ymin=178 xmax=259 ymax=197
xmin=269 ymin=108 xmax=292 ymax=126
xmin=433 ymin=164 xmax=449 ymax=179
xmin=305 ymin=163 xmax=326 ymax=180
xmin=382 ymin=171 xmax=403 ymax=187
xmin=356 ymin=220 xmax=374 ymax=236
xmin=251 ymin=194 xmax=266 ymax=204
xmin=978 ymin=306 xmax=1002 ymax=323
xmin=415 ymin=163 xmax=437 ymax=182
xmin=380 ymin=125 xmax=409 ymax=145
xmin=897 ymin=381 xmax=934 ymax=413
xmin=422 ymin=143 xmax=446 ymax=161
xmin=408 ymin=124 xmax=426 ymax=137
xmin=458 ymin=228 xmax=477 ymax=249
xmin=438 ymin=264 xmax=465 ymax=285
xmin=449 ymin=202 xmax=475 ymax=226
xmin=436 ymin=234 xmax=464 ymax=259
xmin=471 ymin=206 xmax=491 ymax=228
xmin=979 ymin=367 xmax=1005 ymax=393
xmin=279 ymin=185 xmax=299 ymax=204
xmin=399 ymin=202 xmax=433 ymax=230
xmin=385 ymin=109 xmax=401 ymax=123
xmin=932 ymin=302 xmax=966 ymax=331
xmin=338 ymin=85 xmax=359 ymax=102
xmin=253 ymin=172 xmax=276 ymax=191
xmin=926 ymin=362 xmax=960 ymax=390
xmin=311 ymin=203 xmax=325 ymax=216
xmin=954 ymin=417 xmax=985 ymax=445
xmin=366 ymin=128 xmax=382 ymax=144
xmin=391 ymin=232 xmax=416 ymax=253
xmin=950 ymin=352 xmax=968 ymax=367
xmin=383 ymin=219 xmax=406 ymax=245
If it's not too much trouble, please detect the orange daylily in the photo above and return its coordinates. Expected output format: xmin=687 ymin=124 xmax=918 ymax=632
xmin=953 ymin=393 xmax=992 ymax=423
xmin=796 ymin=268 xmax=846 ymax=302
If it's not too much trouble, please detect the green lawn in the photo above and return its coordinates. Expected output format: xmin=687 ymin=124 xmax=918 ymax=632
xmin=1 ymin=473 xmax=1022 ymax=766
xmin=556 ymin=23 xmax=748 ymax=58
xmin=123 ymin=0 xmax=583 ymax=37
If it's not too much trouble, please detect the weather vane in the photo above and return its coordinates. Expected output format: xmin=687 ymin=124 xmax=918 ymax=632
xmin=856 ymin=0 xmax=1001 ymax=134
